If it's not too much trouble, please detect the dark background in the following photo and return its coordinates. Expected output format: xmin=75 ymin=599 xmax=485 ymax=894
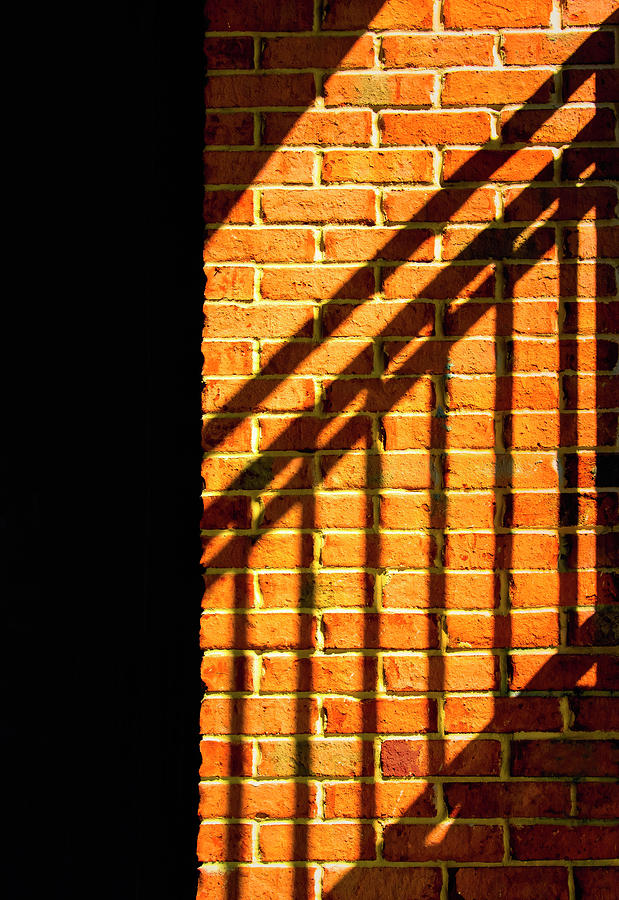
xmin=4 ymin=2 xmax=204 ymax=897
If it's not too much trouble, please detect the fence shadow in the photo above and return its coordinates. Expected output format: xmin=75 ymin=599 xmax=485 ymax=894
xmin=201 ymin=6 xmax=618 ymax=898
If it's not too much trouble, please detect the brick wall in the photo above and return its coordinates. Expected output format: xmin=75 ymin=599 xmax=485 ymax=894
xmin=200 ymin=1 xmax=619 ymax=897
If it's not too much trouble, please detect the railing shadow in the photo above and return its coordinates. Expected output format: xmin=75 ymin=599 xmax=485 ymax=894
xmin=200 ymin=5 xmax=618 ymax=898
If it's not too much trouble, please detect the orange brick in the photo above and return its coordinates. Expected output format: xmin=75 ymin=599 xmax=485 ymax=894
xmin=323 ymin=150 xmax=434 ymax=184
xmin=381 ymin=110 xmax=491 ymax=145
xmin=261 ymin=188 xmax=376 ymax=225
xmin=259 ymin=823 xmax=376 ymax=862
xmin=443 ymin=70 xmax=553 ymax=106
xmin=323 ymin=612 xmax=439 ymax=650
xmin=382 ymin=33 xmax=494 ymax=68
xmin=443 ymin=0 xmax=552 ymax=27
xmin=324 ymin=72 xmax=434 ymax=107
xmin=322 ymin=697 xmax=437 ymax=733
xmin=383 ymin=653 xmax=500 ymax=691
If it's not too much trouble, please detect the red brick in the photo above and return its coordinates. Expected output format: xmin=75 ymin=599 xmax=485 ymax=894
xmin=453 ymin=868 xmax=569 ymax=900
xmin=257 ymin=738 xmax=374 ymax=777
xmin=258 ymin=570 xmax=374 ymax=609
xmin=204 ymin=302 xmax=314 ymax=340
xmin=200 ymin=611 xmax=316 ymax=650
xmin=201 ymin=653 xmax=255 ymax=691
xmin=323 ymin=612 xmax=439 ymax=650
xmin=204 ymin=112 xmax=254 ymax=145
xmin=383 ymin=653 xmax=500 ymax=691
xmin=200 ymin=696 xmax=319 ymax=735
xmin=381 ymin=737 xmax=501 ymax=776
xmin=202 ymin=340 xmax=253 ymax=376
xmin=204 ymin=36 xmax=254 ymax=69
xmin=201 ymin=454 xmax=313 ymax=492
xmin=324 ymin=72 xmax=434 ymax=107
xmin=259 ymin=823 xmax=376 ymax=861
xmin=205 ymin=73 xmax=315 ymax=108
xmin=205 ymin=150 xmax=314 ymax=184
xmin=571 ymin=697 xmax=619 ymax=732
xmin=323 ymin=150 xmax=434 ymax=184
xmin=204 ymin=190 xmax=254 ymax=223
xmin=261 ymin=654 xmax=378 ymax=693
xmin=441 ymin=225 xmax=555 ymax=262
xmin=204 ymin=266 xmax=254 ymax=300
xmin=197 ymin=823 xmax=252 ymax=862
xmin=511 ymin=740 xmax=619 ymax=777
xmin=202 ymin=417 xmax=252 ymax=452
xmin=386 ymin=338 xmax=497 ymax=376
xmin=502 ymin=30 xmax=615 ymax=65
xmin=324 ymin=782 xmax=435 ymax=819
xmin=323 ymin=301 xmax=435 ymax=338
xmin=202 ymin=573 xmax=255 ymax=609
xmin=447 ymin=611 xmax=560 ymax=648
xmin=446 ymin=374 xmax=560 ymax=411
xmin=321 ymin=532 xmax=437 ymax=569
xmin=383 ymin=822 xmax=504 ymax=862
xmin=201 ymin=494 xmax=252 ymax=530
xmin=381 ymin=413 xmax=495 ymax=450
xmin=198 ymin=781 xmax=317 ymax=819
xmin=511 ymin=825 xmax=619 ymax=860
xmin=261 ymin=266 xmax=374 ymax=300
xmin=502 ymin=107 xmax=616 ymax=144
xmin=508 ymin=571 xmax=618 ymax=610
xmin=261 ymin=188 xmax=376 ymax=224
xmin=259 ymin=416 xmax=372 ymax=452
xmin=382 ymin=572 xmax=499 ymax=609
xmin=323 ymin=697 xmax=437 ymax=734
xmin=509 ymin=652 xmax=619 ymax=691
xmin=323 ymin=377 xmax=435 ymax=413
xmin=202 ymin=377 xmax=314 ymax=413
xmin=504 ymin=186 xmax=617 ymax=221
xmin=444 ymin=298 xmax=559 ymax=336
xmin=383 ymin=263 xmax=495 ymax=299
xmin=446 ymin=783 xmax=570 ymax=818
xmin=577 ymin=782 xmax=619 ymax=818
xmin=323 ymin=227 xmax=434 ymax=262
xmin=263 ymin=110 xmax=372 ymax=147
xmin=382 ymin=33 xmax=494 ymax=68
xmin=197 ymin=867 xmax=317 ymax=900
xmin=323 ymin=867 xmax=441 ymax=900
xmin=444 ymin=696 xmax=562 ymax=733
xmin=260 ymin=492 xmax=372 ymax=529
xmin=205 ymin=0 xmax=313 ymax=31
xmin=444 ymin=532 xmax=560 ymax=571
xmin=383 ymin=187 xmax=497 ymax=223
xmin=562 ymin=148 xmax=619 ymax=181
xmin=443 ymin=149 xmax=554 ymax=183
xmin=204 ymin=227 xmax=315 ymax=263
xmin=380 ymin=491 xmax=495 ymax=530
xmin=199 ymin=739 xmax=252 ymax=777
xmin=562 ymin=0 xmax=619 ymax=25
xmin=259 ymin=339 xmax=373 ymax=376
xmin=320 ymin=451 xmax=432 ymax=490
xmin=563 ymin=224 xmax=619 ymax=259
xmin=262 ymin=35 xmax=374 ymax=69
xmin=503 ymin=411 xmax=618 ymax=450
xmin=381 ymin=110 xmax=491 ymax=145
xmin=573 ymin=868 xmax=619 ymax=900
xmin=321 ymin=0 xmax=433 ymax=30
xmin=563 ymin=69 xmax=619 ymax=103
xmin=443 ymin=0 xmax=552 ymax=27
xmin=443 ymin=70 xmax=553 ymax=106
xmin=444 ymin=452 xmax=559 ymax=490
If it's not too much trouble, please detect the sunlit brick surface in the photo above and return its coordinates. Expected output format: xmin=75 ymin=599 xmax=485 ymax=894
xmin=200 ymin=1 xmax=618 ymax=896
